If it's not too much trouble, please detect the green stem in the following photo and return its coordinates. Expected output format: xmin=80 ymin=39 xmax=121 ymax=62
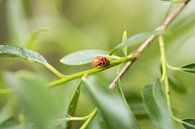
xmin=159 ymin=35 xmax=172 ymax=113
xmin=167 ymin=63 xmax=195 ymax=72
xmin=167 ymin=63 xmax=182 ymax=71
xmin=159 ymin=35 xmax=195 ymax=128
xmin=172 ymin=115 xmax=195 ymax=128
xmin=80 ymin=108 xmax=97 ymax=129
xmin=117 ymin=64 xmax=128 ymax=104
xmin=45 ymin=63 xmax=66 ymax=78
xmin=1 ymin=56 xmax=134 ymax=94
xmin=48 ymin=55 xmax=134 ymax=87
xmin=61 ymin=116 xmax=89 ymax=121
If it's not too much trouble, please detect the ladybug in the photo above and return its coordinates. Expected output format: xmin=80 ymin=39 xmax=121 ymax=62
xmin=92 ymin=56 xmax=110 ymax=67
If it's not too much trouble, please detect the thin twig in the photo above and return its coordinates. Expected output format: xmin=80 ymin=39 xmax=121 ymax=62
xmin=109 ymin=0 xmax=191 ymax=90
xmin=79 ymin=109 xmax=97 ymax=129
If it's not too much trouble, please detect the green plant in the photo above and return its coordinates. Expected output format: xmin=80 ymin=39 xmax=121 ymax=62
xmin=0 ymin=0 xmax=195 ymax=129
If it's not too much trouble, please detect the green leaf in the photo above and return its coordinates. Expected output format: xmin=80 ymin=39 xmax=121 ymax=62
xmin=67 ymin=80 xmax=81 ymax=116
xmin=183 ymin=119 xmax=195 ymax=129
xmin=182 ymin=63 xmax=195 ymax=73
xmin=0 ymin=45 xmax=47 ymax=64
xmin=60 ymin=49 xmax=109 ymax=65
xmin=25 ymin=29 xmax=48 ymax=50
xmin=169 ymin=12 xmax=195 ymax=43
xmin=168 ymin=72 xmax=187 ymax=93
xmin=130 ymin=102 xmax=148 ymax=119
xmin=83 ymin=77 xmax=139 ymax=129
xmin=142 ymin=79 xmax=174 ymax=129
xmin=110 ymin=32 xmax=152 ymax=55
xmin=0 ymin=45 xmax=64 ymax=77
xmin=67 ymin=80 xmax=82 ymax=128
xmin=4 ymin=72 xmax=58 ymax=129
xmin=122 ymin=30 xmax=128 ymax=56
xmin=6 ymin=0 xmax=29 ymax=44
xmin=0 ymin=101 xmax=15 ymax=125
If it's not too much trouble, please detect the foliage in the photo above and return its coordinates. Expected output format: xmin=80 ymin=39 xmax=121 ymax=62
xmin=0 ymin=0 xmax=195 ymax=129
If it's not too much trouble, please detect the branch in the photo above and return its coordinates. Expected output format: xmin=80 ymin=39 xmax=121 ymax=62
xmin=109 ymin=0 xmax=191 ymax=90
xmin=48 ymin=55 xmax=134 ymax=87
xmin=48 ymin=0 xmax=190 ymax=88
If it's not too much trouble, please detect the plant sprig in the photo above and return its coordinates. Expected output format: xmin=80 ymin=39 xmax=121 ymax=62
xmin=48 ymin=55 xmax=135 ymax=87
xmin=159 ymin=35 xmax=195 ymax=129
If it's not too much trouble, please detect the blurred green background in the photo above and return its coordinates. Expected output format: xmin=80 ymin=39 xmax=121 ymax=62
xmin=0 ymin=0 xmax=195 ymax=129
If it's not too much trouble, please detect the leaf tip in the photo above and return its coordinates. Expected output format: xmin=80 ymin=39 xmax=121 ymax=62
xmin=122 ymin=30 xmax=127 ymax=41
xmin=59 ymin=58 xmax=65 ymax=64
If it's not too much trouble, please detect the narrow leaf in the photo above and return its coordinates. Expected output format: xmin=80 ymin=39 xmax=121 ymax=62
xmin=110 ymin=32 xmax=153 ymax=55
xmin=130 ymin=102 xmax=148 ymax=118
xmin=67 ymin=80 xmax=82 ymax=128
xmin=182 ymin=63 xmax=195 ymax=73
xmin=25 ymin=29 xmax=48 ymax=50
xmin=183 ymin=119 xmax=195 ymax=129
xmin=67 ymin=80 xmax=81 ymax=116
xmin=4 ymin=72 xmax=58 ymax=129
xmin=168 ymin=73 xmax=187 ymax=93
xmin=0 ymin=45 xmax=47 ymax=64
xmin=171 ymin=12 xmax=195 ymax=38
xmin=0 ymin=101 xmax=15 ymax=125
xmin=142 ymin=79 xmax=174 ymax=129
xmin=60 ymin=49 xmax=109 ymax=65
xmin=83 ymin=77 xmax=139 ymax=129
xmin=0 ymin=45 xmax=64 ymax=78
xmin=122 ymin=31 xmax=128 ymax=56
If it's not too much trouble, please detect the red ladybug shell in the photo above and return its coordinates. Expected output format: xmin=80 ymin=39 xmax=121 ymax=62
xmin=92 ymin=56 xmax=110 ymax=67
